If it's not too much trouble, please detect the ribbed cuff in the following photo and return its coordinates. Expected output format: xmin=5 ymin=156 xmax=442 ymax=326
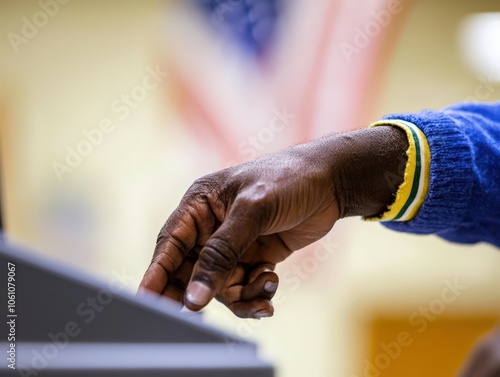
xmin=366 ymin=120 xmax=430 ymax=221
xmin=379 ymin=110 xmax=474 ymax=234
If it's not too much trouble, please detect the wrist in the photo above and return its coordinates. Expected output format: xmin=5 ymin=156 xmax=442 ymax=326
xmin=332 ymin=126 xmax=409 ymax=218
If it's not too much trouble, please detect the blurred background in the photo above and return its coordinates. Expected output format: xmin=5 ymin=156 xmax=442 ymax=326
xmin=1 ymin=0 xmax=499 ymax=376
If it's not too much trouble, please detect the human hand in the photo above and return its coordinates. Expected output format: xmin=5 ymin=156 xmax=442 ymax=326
xmin=457 ymin=325 xmax=500 ymax=377
xmin=139 ymin=127 xmax=407 ymax=318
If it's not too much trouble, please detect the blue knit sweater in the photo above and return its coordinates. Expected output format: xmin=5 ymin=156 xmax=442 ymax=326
xmin=381 ymin=102 xmax=500 ymax=248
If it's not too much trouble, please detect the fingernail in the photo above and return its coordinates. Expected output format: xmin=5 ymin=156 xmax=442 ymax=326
xmin=264 ymin=281 xmax=278 ymax=293
xmin=185 ymin=281 xmax=212 ymax=306
xmin=254 ymin=310 xmax=272 ymax=319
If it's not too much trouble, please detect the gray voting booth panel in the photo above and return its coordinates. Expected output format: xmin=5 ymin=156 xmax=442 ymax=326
xmin=0 ymin=242 xmax=274 ymax=377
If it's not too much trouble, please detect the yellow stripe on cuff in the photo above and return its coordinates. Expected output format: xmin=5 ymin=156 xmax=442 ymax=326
xmin=366 ymin=120 xmax=430 ymax=222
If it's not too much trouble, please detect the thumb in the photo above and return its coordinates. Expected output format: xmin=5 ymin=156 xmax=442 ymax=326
xmin=183 ymin=196 xmax=264 ymax=310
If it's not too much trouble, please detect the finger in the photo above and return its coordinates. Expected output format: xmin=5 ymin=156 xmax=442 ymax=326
xmin=216 ymin=264 xmax=277 ymax=304
xmin=228 ymin=298 xmax=274 ymax=319
xmin=139 ymin=198 xmax=217 ymax=294
xmin=246 ymin=262 xmax=274 ymax=283
xmin=161 ymin=250 xmax=198 ymax=303
xmin=184 ymin=195 xmax=266 ymax=310
xmin=139 ymin=210 xmax=196 ymax=294
xmin=219 ymin=270 xmax=278 ymax=318
xmin=214 ymin=265 xmax=245 ymax=307
xmin=216 ymin=268 xmax=275 ymax=318
xmin=241 ymin=270 xmax=279 ymax=301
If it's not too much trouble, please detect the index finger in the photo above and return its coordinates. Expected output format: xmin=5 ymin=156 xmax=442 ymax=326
xmin=139 ymin=198 xmax=218 ymax=294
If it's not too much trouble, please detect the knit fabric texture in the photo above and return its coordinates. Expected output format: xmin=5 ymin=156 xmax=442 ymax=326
xmin=380 ymin=101 xmax=500 ymax=247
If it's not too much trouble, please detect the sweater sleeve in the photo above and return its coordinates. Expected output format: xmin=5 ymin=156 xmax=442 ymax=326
xmin=370 ymin=101 xmax=500 ymax=248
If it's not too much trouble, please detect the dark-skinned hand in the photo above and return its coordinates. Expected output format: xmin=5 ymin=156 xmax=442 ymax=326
xmin=139 ymin=126 xmax=408 ymax=318
xmin=457 ymin=324 xmax=500 ymax=377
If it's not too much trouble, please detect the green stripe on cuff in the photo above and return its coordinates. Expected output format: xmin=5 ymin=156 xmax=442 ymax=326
xmin=394 ymin=125 xmax=422 ymax=220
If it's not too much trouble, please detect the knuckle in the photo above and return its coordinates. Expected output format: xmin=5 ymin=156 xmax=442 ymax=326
xmin=151 ymin=228 xmax=189 ymax=274
xmin=238 ymin=183 xmax=271 ymax=209
xmin=199 ymin=238 xmax=239 ymax=274
xmin=184 ymin=174 xmax=230 ymax=207
xmin=155 ymin=226 xmax=167 ymax=247
xmin=189 ymin=174 xmax=220 ymax=195
xmin=234 ymin=183 xmax=273 ymax=225
xmin=157 ymin=228 xmax=189 ymax=257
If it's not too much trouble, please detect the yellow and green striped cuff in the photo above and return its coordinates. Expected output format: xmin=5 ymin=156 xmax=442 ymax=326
xmin=367 ymin=119 xmax=431 ymax=222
